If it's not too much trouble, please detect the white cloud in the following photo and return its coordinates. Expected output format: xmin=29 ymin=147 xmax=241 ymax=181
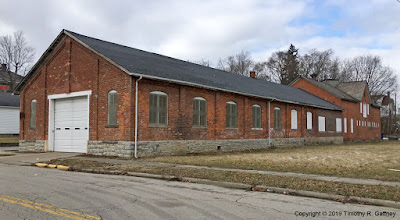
xmin=0 ymin=0 xmax=398 ymax=84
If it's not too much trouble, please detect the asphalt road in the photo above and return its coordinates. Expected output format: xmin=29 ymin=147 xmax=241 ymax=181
xmin=0 ymin=163 xmax=398 ymax=220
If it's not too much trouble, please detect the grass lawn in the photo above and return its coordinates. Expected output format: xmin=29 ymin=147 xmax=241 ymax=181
xmin=0 ymin=136 xmax=19 ymax=143
xmin=49 ymin=159 xmax=400 ymax=202
xmin=146 ymin=141 xmax=400 ymax=182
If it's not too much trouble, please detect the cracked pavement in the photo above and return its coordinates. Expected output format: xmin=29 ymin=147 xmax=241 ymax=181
xmin=0 ymin=163 xmax=398 ymax=219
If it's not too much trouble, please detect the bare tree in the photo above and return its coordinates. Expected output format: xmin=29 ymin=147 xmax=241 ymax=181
xmin=192 ymin=59 xmax=212 ymax=67
xmin=217 ymin=50 xmax=254 ymax=76
xmin=299 ymin=49 xmax=336 ymax=80
xmin=265 ymin=51 xmax=286 ymax=83
xmin=345 ymin=55 xmax=397 ymax=96
xmin=253 ymin=61 xmax=270 ymax=81
xmin=0 ymin=31 xmax=35 ymax=75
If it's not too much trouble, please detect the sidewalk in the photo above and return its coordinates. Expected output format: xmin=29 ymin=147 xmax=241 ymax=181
xmin=71 ymin=156 xmax=400 ymax=187
xmin=0 ymin=152 xmax=82 ymax=166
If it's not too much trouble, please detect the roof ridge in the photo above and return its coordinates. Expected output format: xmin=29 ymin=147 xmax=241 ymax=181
xmin=64 ymin=29 xmax=239 ymax=76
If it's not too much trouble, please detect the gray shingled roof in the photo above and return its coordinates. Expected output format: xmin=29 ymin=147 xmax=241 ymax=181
xmin=65 ymin=31 xmax=341 ymax=111
xmin=299 ymin=78 xmax=359 ymax=102
xmin=337 ymin=81 xmax=367 ymax=101
xmin=0 ymin=91 xmax=20 ymax=107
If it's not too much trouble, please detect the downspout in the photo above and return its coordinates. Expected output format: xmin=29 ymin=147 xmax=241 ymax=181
xmin=268 ymin=99 xmax=276 ymax=148
xmin=134 ymin=76 xmax=143 ymax=158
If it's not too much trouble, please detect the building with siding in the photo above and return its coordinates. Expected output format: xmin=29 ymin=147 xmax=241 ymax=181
xmin=290 ymin=77 xmax=381 ymax=141
xmin=0 ymin=91 xmax=20 ymax=135
xmin=15 ymin=30 xmax=344 ymax=157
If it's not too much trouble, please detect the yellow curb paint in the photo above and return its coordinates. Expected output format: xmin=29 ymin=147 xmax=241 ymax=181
xmin=35 ymin=163 xmax=48 ymax=167
xmin=57 ymin=165 xmax=70 ymax=171
xmin=0 ymin=194 xmax=100 ymax=220
xmin=48 ymin=164 xmax=57 ymax=168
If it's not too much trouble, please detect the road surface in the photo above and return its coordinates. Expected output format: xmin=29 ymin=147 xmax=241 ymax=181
xmin=0 ymin=163 xmax=398 ymax=219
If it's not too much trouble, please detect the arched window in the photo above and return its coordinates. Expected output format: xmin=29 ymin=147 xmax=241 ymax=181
xmin=149 ymin=91 xmax=168 ymax=125
xmin=193 ymin=97 xmax=207 ymax=127
xmin=108 ymin=90 xmax=118 ymax=125
xmin=226 ymin=101 xmax=237 ymax=128
xmin=274 ymin=107 xmax=281 ymax=130
xmin=30 ymin=100 xmax=37 ymax=129
xmin=291 ymin=109 xmax=298 ymax=130
xmin=252 ymin=105 xmax=261 ymax=128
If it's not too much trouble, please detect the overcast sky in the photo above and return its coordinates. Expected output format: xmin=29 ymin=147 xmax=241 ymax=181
xmin=1 ymin=0 xmax=399 ymax=85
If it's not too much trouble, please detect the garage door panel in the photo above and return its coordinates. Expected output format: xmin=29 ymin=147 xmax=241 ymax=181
xmin=54 ymin=96 xmax=88 ymax=153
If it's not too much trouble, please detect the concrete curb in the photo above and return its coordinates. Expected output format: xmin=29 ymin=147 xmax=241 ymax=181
xmin=125 ymin=170 xmax=400 ymax=210
xmin=40 ymin=166 xmax=400 ymax=210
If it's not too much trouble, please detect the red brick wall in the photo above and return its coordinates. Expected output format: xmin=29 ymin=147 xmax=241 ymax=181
xmin=20 ymin=36 xmax=342 ymax=144
xmin=292 ymin=79 xmax=381 ymax=140
xmin=20 ymin=37 xmax=133 ymax=142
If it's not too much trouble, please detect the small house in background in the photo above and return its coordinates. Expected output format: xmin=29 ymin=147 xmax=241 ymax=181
xmin=372 ymin=92 xmax=397 ymax=136
xmin=0 ymin=64 xmax=23 ymax=92
xmin=0 ymin=91 xmax=20 ymax=135
xmin=290 ymin=77 xmax=381 ymax=141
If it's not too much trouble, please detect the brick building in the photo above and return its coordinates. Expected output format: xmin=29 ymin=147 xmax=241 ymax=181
xmin=290 ymin=77 xmax=381 ymax=141
xmin=15 ymin=30 xmax=344 ymax=157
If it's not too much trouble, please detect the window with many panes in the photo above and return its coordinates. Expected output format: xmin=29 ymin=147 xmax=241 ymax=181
xmin=226 ymin=101 xmax=237 ymax=128
xmin=107 ymin=90 xmax=118 ymax=125
xmin=252 ymin=105 xmax=261 ymax=129
xmin=274 ymin=107 xmax=281 ymax=130
xmin=30 ymin=100 xmax=37 ymax=129
xmin=193 ymin=97 xmax=207 ymax=127
xmin=149 ymin=91 xmax=168 ymax=125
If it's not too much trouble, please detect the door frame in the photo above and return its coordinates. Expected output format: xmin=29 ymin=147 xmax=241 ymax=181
xmin=48 ymin=90 xmax=92 ymax=152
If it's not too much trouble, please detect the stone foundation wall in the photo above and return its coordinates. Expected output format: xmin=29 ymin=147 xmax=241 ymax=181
xmin=19 ymin=140 xmax=46 ymax=152
xmin=87 ymin=141 xmax=134 ymax=158
xmin=20 ymin=137 xmax=344 ymax=158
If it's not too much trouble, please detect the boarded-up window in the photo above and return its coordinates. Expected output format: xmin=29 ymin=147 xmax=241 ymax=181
xmin=252 ymin=105 xmax=261 ymax=128
xmin=306 ymin=112 xmax=312 ymax=130
xmin=360 ymin=102 xmax=363 ymax=114
xmin=226 ymin=101 xmax=237 ymax=128
xmin=336 ymin=118 xmax=342 ymax=132
xmin=291 ymin=109 xmax=297 ymax=130
xmin=318 ymin=116 xmax=325 ymax=132
xmin=351 ymin=118 xmax=354 ymax=133
xmin=363 ymin=102 xmax=367 ymax=118
xmin=327 ymin=117 xmax=335 ymax=132
xmin=107 ymin=90 xmax=118 ymax=125
xmin=344 ymin=118 xmax=347 ymax=133
xmin=30 ymin=100 xmax=37 ymax=129
xmin=149 ymin=91 xmax=168 ymax=125
xmin=193 ymin=97 xmax=207 ymax=127
xmin=274 ymin=107 xmax=281 ymax=130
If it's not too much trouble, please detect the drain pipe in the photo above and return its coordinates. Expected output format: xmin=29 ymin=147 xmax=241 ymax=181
xmin=134 ymin=76 xmax=143 ymax=158
xmin=268 ymin=99 xmax=275 ymax=148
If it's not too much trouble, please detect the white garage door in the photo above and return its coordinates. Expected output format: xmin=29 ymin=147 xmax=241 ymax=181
xmin=54 ymin=96 xmax=88 ymax=153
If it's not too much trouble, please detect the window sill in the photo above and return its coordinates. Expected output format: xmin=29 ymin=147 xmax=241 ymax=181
xmin=252 ymin=128 xmax=263 ymax=130
xmin=148 ymin=124 xmax=168 ymax=128
xmin=225 ymin=127 xmax=238 ymax=130
xmin=105 ymin=124 xmax=119 ymax=128
xmin=29 ymin=127 xmax=36 ymax=130
xmin=193 ymin=126 xmax=208 ymax=129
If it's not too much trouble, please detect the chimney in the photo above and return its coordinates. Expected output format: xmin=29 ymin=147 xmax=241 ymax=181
xmin=250 ymin=71 xmax=256 ymax=78
xmin=387 ymin=92 xmax=390 ymax=99
xmin=1 ymin=64 xmax=6 ymax=72
xmin=310 ymin=73 xmax=317 ymax=80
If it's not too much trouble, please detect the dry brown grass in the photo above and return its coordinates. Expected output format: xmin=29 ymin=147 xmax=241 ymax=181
xmin=0 ymin=136 xmax=19 ymax=143
xmin=49 ymin=159 xmax=400 ymax=202
xmin=147 ymin=141 xmax=400 ymax=182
